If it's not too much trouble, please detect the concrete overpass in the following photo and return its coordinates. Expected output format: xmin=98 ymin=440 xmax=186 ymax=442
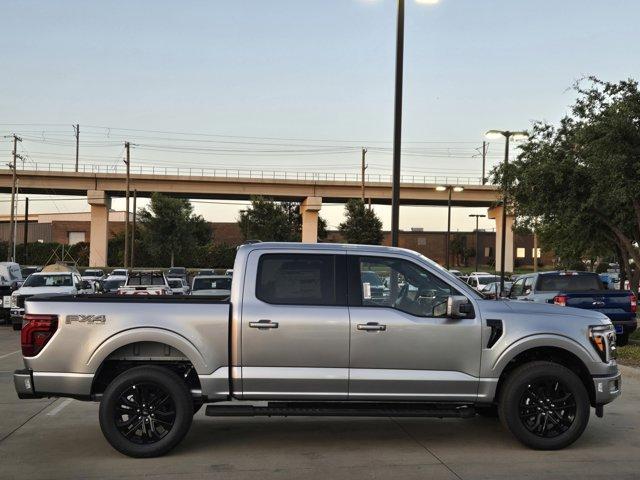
xmin=0 ymin=165 xmax=512 ymax=269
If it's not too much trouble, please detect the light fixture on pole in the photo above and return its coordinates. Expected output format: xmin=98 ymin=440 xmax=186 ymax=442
xmin=436 ymin=185 xmax=464 ymax=270
xmin=484 ymin=129 xmax=527 ymax=295
xmin=468 ymin=214 xmax=486 ymax=274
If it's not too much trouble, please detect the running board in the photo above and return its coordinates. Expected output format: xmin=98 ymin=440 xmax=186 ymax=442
xmin=205 ymin=402 xmax=475 ymax=418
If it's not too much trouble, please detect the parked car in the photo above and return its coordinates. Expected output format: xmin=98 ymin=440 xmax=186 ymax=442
xmin=510 ymin=271 xmax=637 ymax=345
xmin=13 ymin=243 xmax=620 ymax=457
xmin=190 ymin=275 xmax=231 ymax=299
xmin=166 ymin=267 xmax=187 ymax=281
xmin=467 ymin=274 xmax=501 ymax=291
xmin=82 ymin=269 xmax=105 ymax=282
xmin=483 ymin=281 xmax=513 ymax=299
xmin=118 ymin=270 xmax=172 ymax=296
xmin=20 ymin=265 xmax=42 ymax=279
xmin=448 ymin=269 xmax=462 ymax=277
xmin=225 ymin=269 xmax=233 ymax=276
xmin=108 ymin=268 xmax=128 ymax=280
xmin=0 ymin=262 xmax=23 ymax=323
xmin=10 ymin=270 xmax=92 ymax=330
xmin=168 ymin=278 xmax=190 ymax=295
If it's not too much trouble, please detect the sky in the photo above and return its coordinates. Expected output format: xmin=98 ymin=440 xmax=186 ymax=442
xmin=2 ymin=0 xmax=640 ymax=232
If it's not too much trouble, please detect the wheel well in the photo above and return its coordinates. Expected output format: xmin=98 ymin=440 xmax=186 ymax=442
xmin=91 ymin=341 xmax=202 ymax=397
xmin=494 ymin=346 xmax=595 ymax=406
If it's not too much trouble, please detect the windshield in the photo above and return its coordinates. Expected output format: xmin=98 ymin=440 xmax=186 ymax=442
xmin=24 ymin=274 xmax=73 ymax=287
xmin=193 ymin=277 xmax=231 ymax=291
xmin=111 ymin=270 xmax=127 ymax=276
xmin=84 ymin=270 xmax=103 ymax=277
xmin=168 ymin=268 xmax=185 ymax=275
xmin=103 ymin=279 xmax=125 ymax=290
xmin=537 ymin=274 xmax=602 ymax=292
xmin=478 ymin=276 xmax=501 ymax=285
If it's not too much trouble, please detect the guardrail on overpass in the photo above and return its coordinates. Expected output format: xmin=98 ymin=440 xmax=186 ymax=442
xmin=23 ymin=162 xmax=484 ymax=186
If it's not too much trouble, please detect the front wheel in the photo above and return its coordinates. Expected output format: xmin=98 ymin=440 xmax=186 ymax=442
xmin=99 ymin=365 xmax=194 ymax=458
xmin=498 ymin=361 xmax=590 ymax=450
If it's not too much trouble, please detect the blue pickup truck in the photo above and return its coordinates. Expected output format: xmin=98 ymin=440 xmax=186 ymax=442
xmin=510 ymin=271 xmax=637 ymax=345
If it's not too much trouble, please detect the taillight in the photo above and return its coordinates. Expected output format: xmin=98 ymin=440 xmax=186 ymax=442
xmin=553 ymin=294 xmax=568 ymax=307
xmin=21 ymin=314 xmax=58 ymax=357
xmin=631 ymin=294 xmax=637 ymax=314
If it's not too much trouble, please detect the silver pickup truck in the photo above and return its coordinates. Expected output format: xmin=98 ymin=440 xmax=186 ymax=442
xmin=14 ymin=243 xmax=620 ymax=457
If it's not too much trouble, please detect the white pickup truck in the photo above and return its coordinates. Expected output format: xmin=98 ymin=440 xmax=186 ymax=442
xmin=14 ymin=243 xmax=621 ymax=458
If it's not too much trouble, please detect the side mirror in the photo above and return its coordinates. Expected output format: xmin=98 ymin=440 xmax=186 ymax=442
xmin=447 ymin=295 xmax=472 ymax=319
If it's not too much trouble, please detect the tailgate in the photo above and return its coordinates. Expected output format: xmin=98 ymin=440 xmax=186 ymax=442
xmin=564 ymin=292 xmax=633 ymax=321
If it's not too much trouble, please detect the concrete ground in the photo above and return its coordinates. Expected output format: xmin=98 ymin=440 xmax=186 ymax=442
xmin=1 ymin=327 xmax=639 ymax=480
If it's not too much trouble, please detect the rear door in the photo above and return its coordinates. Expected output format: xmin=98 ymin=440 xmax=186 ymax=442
xmin=240 ymin=250 xmax=350 ymax=399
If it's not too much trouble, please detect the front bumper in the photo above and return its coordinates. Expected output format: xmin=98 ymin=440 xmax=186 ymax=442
xmin=13 ymin=369 xmax=43 ymax=399
xmin=593 ymin=371 xmax=621 ymax=405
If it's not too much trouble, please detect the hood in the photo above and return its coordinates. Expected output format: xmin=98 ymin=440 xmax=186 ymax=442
xmin=15 ymin=286 xmax=76 ymax=296
xmin=495 ymin=298 xmax=610 ymax=322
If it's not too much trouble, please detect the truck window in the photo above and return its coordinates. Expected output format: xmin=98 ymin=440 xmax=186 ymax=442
xmin=537 ymin=274 xmax=602 ymax=292
xmin=356 ymin=256 xmax=459 ymax=318
xmin=256 ymin=254 xmax=341 ymax=306
xmin=510 ymin=278 xmax=524 ymax=297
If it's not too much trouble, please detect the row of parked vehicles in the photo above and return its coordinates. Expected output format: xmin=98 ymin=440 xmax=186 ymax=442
xmin=2 ymin=263 xmax=233 ymax=330
xmin=453 ymin=270 xmax=637 ymax=345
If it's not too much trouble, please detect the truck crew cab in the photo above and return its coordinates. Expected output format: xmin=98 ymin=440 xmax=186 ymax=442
xmin=14 ymin=243 xmax=620 ymax=457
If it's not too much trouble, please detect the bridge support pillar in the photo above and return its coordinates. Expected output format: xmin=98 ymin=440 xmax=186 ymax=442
xmin=487 ymin=205 xmax=514 ymax=273
xmin=300 ymin=197 xmax=322 ymax=243
xmin=88 ymin=190 xmax=111 ymax=267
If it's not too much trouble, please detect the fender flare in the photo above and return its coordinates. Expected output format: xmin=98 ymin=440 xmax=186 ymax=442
xmin=491 ymin=333 xmax=597 ymax=376
xmin=86 ymin=327 xmax=209 ymax=374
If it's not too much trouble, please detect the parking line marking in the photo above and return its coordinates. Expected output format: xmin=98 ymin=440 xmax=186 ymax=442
xmin=47 ymin=398 xmax=73 ymax=416
xmin=0 ymin=350 xmax=21 ymax=360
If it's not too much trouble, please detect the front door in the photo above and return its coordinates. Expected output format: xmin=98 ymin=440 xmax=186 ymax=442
xmin=241 ymin=250 xmax=350 ymax=399
xmin=348 ymin=254 xmax=481 ymax=401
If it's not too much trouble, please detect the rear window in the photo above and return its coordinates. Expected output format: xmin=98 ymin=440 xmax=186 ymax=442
xmin=478 ymin=276 xmax=500 ymax=285
xmin=128 ymin=275 xmax=166 ymax=286
xmin=537 ymin=274 xmax=603 ymax=292
xmin=256 ymin=254 xmax=340 ymax=306
xmin=193 ymin=277 xmax=231 ymax=291
xmin=24 ymin=274 xmax=72 ymax=287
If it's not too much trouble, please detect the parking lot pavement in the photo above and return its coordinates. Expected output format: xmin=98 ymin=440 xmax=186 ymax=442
xmin=1 ymin=326 xmax=639 ymax=480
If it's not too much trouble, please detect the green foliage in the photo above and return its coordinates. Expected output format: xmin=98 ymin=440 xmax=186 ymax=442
xmin=238 ymin=197 xmax=327 ymax=242
xmin=338 ymin=199 xmax=383 ymax=245
xmin=1 ymin=241 xmax=89 ymax=267
xmin=595 ymin=262 xmax=609 ymax=274
xmin=138 ymin=193 xmax=211 ymax=267
xmin=493 ymin=77 xmax=640 ymax=291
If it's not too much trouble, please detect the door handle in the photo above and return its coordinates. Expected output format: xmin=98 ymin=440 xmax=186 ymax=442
xmin=249 ymin=319 xmax=279 ymax=329
xmin=357 ymin=322 xmax=386 ymax=332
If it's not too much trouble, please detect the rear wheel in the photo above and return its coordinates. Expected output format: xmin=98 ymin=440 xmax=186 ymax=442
xmin=498 ymin=361 xmax=590 ymax=450
xmin=99 ymin=365 xmax=193 ymax=458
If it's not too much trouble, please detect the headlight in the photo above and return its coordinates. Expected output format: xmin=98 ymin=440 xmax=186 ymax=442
xmin=589 ymin=325 xmax=616 ymax=362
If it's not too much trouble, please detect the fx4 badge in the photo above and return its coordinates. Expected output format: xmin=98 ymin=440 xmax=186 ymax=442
xmin=66 ymin=314 xmax=107 ymax=325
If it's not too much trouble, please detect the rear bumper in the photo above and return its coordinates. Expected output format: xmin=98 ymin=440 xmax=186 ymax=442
xmin=593 ymin=372 xmax=621 ymax=405
xmin=13 ymin=369 xmax=43 ymax=399
xmin=612 ymin=318 xmax=637 ymax=335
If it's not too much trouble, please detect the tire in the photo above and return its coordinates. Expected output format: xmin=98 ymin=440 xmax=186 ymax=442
xmin=99 ymin=365 xmax=194 ymax=458
xmin=616 ymin=333 xmax=629 ymax=347
xmin=498 ymin=361 xmax=590 ymax=450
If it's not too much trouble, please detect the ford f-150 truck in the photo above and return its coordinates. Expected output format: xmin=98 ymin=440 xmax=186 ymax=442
xmin=510 ymin=271 xmax=637 ymax=345
xmin=13 ymin=243 xmax=621 ymax=458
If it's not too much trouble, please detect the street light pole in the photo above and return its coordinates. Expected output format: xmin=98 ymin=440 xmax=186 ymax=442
xmin=446 ymin=187 xmax=452 ymax=269
xmin=390 ymin=0 xmax=405 ymax=247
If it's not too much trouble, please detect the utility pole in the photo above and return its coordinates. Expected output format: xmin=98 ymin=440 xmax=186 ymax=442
xmin=12 ymin=182 xmax=19 ymax=262
xmin=73 ymin=124 xmax=80 ymax=172
xmin=123 ymin=142 xmax=130 ymax=268
xmin=533 ymin=224 xmax=538 ymax=273
xmin=23 ymin=197 xmax=29 ymax=265
xmin=361 ymin=147 xmax=368 ymax=201
xmin=131 ymin=190 xmax=137 ymax=268
xmin=7 ymin=135 xmax=21 ymax=261
xmin=481 ymin=141 xmax=487 ymax=185
xmin=390 ymin=0 xmax=405 ymax=247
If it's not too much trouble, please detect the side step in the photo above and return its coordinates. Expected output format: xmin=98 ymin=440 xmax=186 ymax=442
xmin=206 ymin=402 xmax=475 ymax=418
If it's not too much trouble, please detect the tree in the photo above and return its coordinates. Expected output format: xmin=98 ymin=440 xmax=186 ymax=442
xmin=238 ymin=197 xmax=327 ymax=242
xmin=338 ymin=199 xmax=383 ymax=245
xmin=138 ymin=193 xmax=211 ymax=267
xmin=493 ymin=77 xmax=640 ymax=291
